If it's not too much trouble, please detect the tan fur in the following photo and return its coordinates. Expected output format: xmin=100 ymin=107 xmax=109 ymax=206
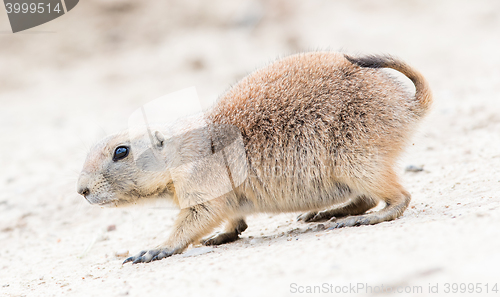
xmin=77 ymin=52 xmax=432 ymax=264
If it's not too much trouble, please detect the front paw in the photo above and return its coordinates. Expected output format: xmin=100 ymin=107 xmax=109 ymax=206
xmin=122 ymin=248 xmax=177 ymax=264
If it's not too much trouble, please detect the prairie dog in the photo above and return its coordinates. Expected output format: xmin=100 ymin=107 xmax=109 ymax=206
xmin=77 ymin=52 xmax=432 ymax=264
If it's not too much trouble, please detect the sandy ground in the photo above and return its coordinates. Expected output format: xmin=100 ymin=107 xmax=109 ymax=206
xmin=1 ymin=0 xmax=500 ymax=296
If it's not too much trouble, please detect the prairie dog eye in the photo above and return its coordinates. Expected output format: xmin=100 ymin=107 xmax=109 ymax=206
xmin=113 ymin=146 xmax=129 ymax=161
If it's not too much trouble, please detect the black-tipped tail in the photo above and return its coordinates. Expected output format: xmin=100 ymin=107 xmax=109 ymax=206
xmin=345 ymin=54 xmax=432 ymax=115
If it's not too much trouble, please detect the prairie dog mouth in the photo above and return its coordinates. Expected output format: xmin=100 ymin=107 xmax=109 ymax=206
xmin=98 ymin=200 xmax=116 ymax=206
xmin=98 ymin=198 xmax=137 ymax=207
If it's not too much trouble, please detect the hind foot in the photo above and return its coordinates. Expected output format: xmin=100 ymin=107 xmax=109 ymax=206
xmin=202 ymin=218 xmax=247 ymax=246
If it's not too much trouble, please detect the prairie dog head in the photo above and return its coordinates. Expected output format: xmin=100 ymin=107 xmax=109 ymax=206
xmin=77 ymin=116 xmax=248 ymax=209
xmin=77 ymin=128 xmax=176 ymax=207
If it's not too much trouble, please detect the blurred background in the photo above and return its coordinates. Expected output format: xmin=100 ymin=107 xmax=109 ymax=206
xmin=1 ymin=0 xmax=499 ymax=296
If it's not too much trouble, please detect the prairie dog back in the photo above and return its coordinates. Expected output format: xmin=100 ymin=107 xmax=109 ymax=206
xmin=208 ymin=52 xmax=431 ymax=212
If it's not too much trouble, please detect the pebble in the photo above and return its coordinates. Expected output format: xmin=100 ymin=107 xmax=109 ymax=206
xmin=405 ymin=165 xmax=424 ymax=172
xmin=114 ymin=249 xmax=129 ymax=257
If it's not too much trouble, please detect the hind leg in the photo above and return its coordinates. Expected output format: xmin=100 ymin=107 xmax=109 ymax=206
xmin=298 ymin=195 xmax=378 ymax=222
xmin=203 ymin=217 xmax=248 ymax=246
xmin=327 ymin=183 xmax=411 ymax=229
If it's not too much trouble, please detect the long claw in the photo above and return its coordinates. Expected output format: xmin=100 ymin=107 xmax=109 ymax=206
xmin=132 ymin=257 xmax=145 ymax=264
xmin=122 ymin=250 xmax=147 ymax=265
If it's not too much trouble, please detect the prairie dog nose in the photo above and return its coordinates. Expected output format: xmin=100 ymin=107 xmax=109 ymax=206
xmin=77 ymin=174 xmax=90 ymax=197
xmin=77 ymin=186 xmax=90 ymax=197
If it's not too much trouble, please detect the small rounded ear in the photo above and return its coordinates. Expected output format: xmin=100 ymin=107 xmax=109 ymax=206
xmin=154 ymin=131 xmax=165 ymax=148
